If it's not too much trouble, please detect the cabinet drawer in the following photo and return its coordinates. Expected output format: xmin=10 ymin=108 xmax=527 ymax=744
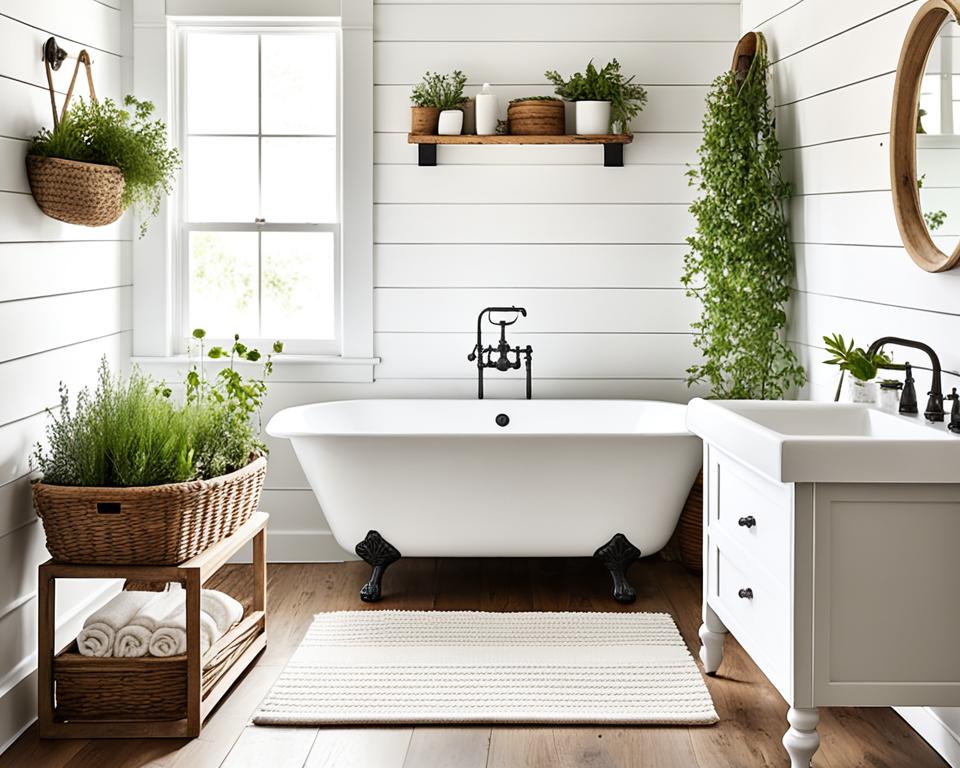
xmin=714 ymin=545 xmax=790 ymax=692
xmin=711 ymin=451 xmax=791 ymax=585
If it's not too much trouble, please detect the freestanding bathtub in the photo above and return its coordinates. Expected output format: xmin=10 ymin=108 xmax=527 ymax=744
xmin=267 ymin=399 xmax=701 ymax=603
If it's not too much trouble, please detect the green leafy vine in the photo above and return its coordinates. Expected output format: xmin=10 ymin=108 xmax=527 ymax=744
xmin=682 ymin=34 xmax=805 ymax=400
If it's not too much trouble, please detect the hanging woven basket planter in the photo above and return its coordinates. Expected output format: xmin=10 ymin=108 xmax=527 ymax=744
xmin=26 ymin=47 xmax=125 ymax=227
xmin=26 ymin=155 xmax=124 ymax=226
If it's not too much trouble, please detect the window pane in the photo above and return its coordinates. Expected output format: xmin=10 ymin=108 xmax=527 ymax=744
xmin=261 ymin=137 xmax=336 ymax=222
xmin=187 ymin=33 xmax=258 ymax=134
xmin=261 ymin=33 xmax=336 ymax=135
xmin=187 ymin=137 xmax=258 ymax=222
xmin=189 ymin=232 xmax=259 ymax=337
xmin=261 ymin=232 xmax=335 ymax=339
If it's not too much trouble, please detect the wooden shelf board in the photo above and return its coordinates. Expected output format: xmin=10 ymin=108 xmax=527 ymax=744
xmin=407 ymin=133 xmax=633 ymax=145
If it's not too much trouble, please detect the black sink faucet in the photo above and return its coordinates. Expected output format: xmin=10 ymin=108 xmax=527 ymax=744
xmin=866 ymin=336 xmax=944 ymax=422
xmin=467 ymin=307 xmax=533 ymax=399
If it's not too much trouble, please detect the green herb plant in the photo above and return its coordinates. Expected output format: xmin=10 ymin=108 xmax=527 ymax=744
xmin=30 ymin=95 xmax=180 ymax=237
xmin=410 ymin=71 xmax=468 ymax=110
xmin=544 ymin=59 xmax=647 ymax=133
xmin=822 ymin=333 xmax=892 ymax=401
xmin=682 ymin=33 xmax=805 ymax=400
xmin=34 ymin=330 xmax=283 ymax=487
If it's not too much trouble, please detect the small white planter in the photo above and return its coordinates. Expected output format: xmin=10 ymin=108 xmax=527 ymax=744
xmin=437 ymin=109 xmax=464 ymax=136
xmin=847 ymin=377 xmax=878 ymax=404
xmin=575 ymin=101 xmax=612 ymax=135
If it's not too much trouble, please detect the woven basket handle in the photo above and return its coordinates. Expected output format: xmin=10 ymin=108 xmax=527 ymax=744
xmin=44 ymin=49 xmax=97 ymax=130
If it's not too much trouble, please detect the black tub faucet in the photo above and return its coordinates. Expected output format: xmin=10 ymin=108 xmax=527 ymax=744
xmin=467 ymin=307 xmax=533 ymax=399
xmin=866 ymin=337 xmax=944 ymax=422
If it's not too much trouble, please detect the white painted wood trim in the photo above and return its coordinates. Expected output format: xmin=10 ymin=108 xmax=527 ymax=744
xmin=895 ymin=707 xmax=960 ymax=768
xmin=340 ymin=0 xmax=374 ymax=359
xmin=132 ymin=0 xmax=174 ymax=356
xmin=133 ymin=0 xmax=375 ymax=364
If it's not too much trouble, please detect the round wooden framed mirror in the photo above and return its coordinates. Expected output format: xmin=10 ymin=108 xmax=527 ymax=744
xmin=891 ymin=0 xmax=960 ymax=272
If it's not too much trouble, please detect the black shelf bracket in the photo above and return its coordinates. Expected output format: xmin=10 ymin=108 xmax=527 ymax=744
xmin=603 ymin=143 xmax=624 ymax=167
xmin=418 ymin=144 xmax=437 ymax=167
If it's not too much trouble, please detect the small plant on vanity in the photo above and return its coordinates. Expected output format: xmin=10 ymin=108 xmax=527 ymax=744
xmin=409 ymin=70 xmax=468 ymax=135
xmin=822 ymin=333 xmax=892 ymax=404
xmin=545 ymin=59 xmax=647 ymax=135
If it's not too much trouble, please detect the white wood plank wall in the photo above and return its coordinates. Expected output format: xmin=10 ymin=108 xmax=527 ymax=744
xmin=224 ymin=0 xmax=740 ymax=564
xmin=744 ymin=1 xmax=960 ymax=762
xmin=0 ymin=0 xmax=131 ymax=750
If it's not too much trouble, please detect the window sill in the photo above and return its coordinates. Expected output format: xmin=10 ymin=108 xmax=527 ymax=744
xmin=131 ymin=354 xmax=380 ymax=384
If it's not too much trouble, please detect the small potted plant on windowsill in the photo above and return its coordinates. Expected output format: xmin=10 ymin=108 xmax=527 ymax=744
xmin=822 ymin=333 xmax=893 ymax=404
xmin=545 ymin=59 xmax=647 ymax=135
xmin=410 ymin=70 xmax=468 ymax=135
xmin=32 ymin=330 xmax=282 ymax=565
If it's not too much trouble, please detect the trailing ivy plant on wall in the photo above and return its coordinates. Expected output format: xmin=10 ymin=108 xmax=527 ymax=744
xmin=682 ymin=33 xmax=806 ymax=399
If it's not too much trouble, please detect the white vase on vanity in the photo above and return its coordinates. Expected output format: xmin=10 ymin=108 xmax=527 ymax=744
xmin=688 ymin=398 xmax=960 ymax=768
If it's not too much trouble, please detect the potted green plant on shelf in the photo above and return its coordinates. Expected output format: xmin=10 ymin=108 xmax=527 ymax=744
xmin=677 ymin=32 xmax=805 ymax=572
xmin=32 ymin=330 xmax=282 ymax=566
xmin=409 ymin=70 xmax=468 ymax=135
xmin=545 ymin=59 xmax=647 ymax=135
xmin=28 ymin=94 xmax=180 ymax=237
xmin=822 ymin=333 xmax=892 ymax=404
xmin=507 ymin=96 xmax=565 ymax=135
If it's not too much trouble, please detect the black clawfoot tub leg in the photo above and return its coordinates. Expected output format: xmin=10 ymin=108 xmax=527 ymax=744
xmin=594 ymin=533 xmax=642 ymax=604
xmin=355 ymin=530 xmax=402 ymax=603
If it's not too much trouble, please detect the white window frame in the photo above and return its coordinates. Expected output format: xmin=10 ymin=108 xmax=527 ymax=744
xmin=174 ymin=23 xmax=342 ymax=356
xmin=131 ymin=0 xmax=376 ymax=380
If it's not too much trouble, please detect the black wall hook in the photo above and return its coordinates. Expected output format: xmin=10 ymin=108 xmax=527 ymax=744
xmin=43 ymin=37 xmax=69 ymax=71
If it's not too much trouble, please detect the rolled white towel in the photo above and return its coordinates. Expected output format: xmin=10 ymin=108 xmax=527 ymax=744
xmin=114 ymin=585 xmax=186 ymax=658
xmin=201 ymin=589 xmax=244 ymax=636
xmin=77 ymin=591 xmax=158 ymax=657
xmin=148 ymin=608 xmax=218 ymax=657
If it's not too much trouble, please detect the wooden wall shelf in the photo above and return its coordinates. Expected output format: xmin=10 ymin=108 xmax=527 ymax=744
xmin=407 ymin=133 xmax=633 ymax=167
xmin=38 ymin=512 xmax=269 ymax=739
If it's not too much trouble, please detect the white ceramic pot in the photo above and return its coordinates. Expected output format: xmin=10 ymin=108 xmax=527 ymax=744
xmin=847 ymin=377 xmax=878 ymax=404
xmin=575 ymin=101 xmax=612 ymax=135
xmin=437 ymin=109 xmax=464 ymax=136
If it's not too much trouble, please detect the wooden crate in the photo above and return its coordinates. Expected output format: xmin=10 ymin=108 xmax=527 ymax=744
xmin=38 ymin=513 xmax=269 ymax=739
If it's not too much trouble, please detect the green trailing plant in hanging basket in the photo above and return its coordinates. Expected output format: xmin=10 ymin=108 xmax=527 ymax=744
xmin=682 ymin=34 xmax=805 ymax=400
xmin=30 ymin=95 xmax=180 ymax=238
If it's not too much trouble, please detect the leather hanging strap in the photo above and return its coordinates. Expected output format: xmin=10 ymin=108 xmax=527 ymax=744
xmin=43 ymin=49 xmax=97 ymax=130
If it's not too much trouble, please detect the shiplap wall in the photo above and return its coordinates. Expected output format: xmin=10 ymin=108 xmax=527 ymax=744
xmin=223 ymin=0 xmax=740 ymax=562
xmin=0 ymin=0 xmax=131 ymax=750
xmin=744 ymin=0 xmax=960 ymax=763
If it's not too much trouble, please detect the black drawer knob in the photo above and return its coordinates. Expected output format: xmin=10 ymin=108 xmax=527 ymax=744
xmin=738 ymin=588 xmax=754 ymax=599
xmin=738 ymin=516 xmax=756 ymax=528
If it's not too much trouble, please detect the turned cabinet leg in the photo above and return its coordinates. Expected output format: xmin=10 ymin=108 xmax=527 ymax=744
xmin=783 ymin=707 xmax=820 ymax=768
xmin=698 ymin=602 xmax=727 ymax=675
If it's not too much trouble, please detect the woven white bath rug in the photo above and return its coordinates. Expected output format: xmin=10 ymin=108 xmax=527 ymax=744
xmin=253 ymin=611 xmax=717 ymax=726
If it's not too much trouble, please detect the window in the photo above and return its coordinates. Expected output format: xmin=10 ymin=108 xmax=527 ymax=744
xmin=178 ymin=28 xmax=339 ymax=353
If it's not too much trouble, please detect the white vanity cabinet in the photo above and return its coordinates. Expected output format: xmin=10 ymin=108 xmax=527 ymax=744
xmin=697 ymin=442 xmax=960 ymax=768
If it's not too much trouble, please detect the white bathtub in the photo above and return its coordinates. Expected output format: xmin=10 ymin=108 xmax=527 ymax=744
xmin=267 ymin=399 xmax=701 ymax=562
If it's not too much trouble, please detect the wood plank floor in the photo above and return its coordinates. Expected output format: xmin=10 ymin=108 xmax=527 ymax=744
xmin=0 ymin=557 xmax=946 ymax=768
